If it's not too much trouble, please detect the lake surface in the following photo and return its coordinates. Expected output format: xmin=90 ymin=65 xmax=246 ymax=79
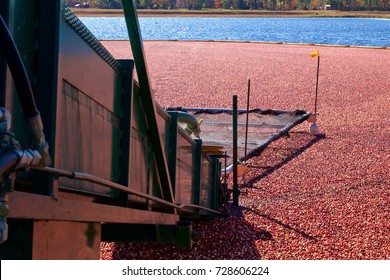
xmin=80 ymin=17 xmax=390 ymax=47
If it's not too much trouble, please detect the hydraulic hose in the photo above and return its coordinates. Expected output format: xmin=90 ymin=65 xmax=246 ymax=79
xmin=0 ymin=15 xmax=38 ymax=118
xmin=220 ymin=162 xmax=247 ymax=176
xmin=0 ymin=16 xmax=51 ymax=166
xmin=221 ymin=164 xmax=234 ymax=175
xmin=0 ymin=152 xmax=20 ymax=177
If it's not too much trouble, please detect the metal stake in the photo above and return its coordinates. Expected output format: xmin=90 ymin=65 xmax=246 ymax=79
xmin=244 ymin=79 xmax=251 ymax=159
xmin=232 ymin=95 xmax=239 ymax=206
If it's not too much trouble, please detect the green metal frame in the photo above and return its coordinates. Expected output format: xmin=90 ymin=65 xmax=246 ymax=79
xmin=117 ymin=59 xmax=134 ymax=207
xmin=31 ymin=0 xmax=62 ymax=196
xmin=121 ymin=0 xmax=175 ymax=207
xmin=192 ymin=139 xmax=202 ymax=207
xmin=166 ymin=112 xmax=179 ymax=194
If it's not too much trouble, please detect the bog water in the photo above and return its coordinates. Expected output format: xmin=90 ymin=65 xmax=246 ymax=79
xmin=80 ymin=17 xmax=390 ymax=48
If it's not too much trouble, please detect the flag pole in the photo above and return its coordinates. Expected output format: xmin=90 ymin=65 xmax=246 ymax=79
xmin=309 ymin=50 xmax=321 ymax=135
xmin=314 ymin=55 xmax=320 ymax=115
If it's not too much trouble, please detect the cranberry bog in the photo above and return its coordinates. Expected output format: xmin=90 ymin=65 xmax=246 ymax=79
xmin=101 ymin=40 xmax=389 ymax=260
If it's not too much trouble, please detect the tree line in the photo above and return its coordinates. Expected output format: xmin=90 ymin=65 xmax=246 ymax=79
xmin=66 ymin=0 xmax=389 ymax=11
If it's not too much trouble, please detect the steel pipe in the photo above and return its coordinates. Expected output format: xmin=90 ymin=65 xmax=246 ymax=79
xmin=34 ymin=166 xmax=223 ymax=215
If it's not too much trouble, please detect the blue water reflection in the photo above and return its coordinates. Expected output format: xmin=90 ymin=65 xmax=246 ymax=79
xmin=80 ymin=17 xmax=390 ymax=47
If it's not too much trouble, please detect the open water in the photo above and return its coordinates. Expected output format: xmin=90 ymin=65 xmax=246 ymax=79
xmin=80 ymin=17 xmax=390 ymax=48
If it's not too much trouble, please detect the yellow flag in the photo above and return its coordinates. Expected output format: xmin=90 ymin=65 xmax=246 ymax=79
xmin=310 ymin=50 xmax=319 ymax=57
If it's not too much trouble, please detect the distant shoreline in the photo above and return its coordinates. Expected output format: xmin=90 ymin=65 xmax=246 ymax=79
xmin=72 ymin=8 xmax=390 ymax=18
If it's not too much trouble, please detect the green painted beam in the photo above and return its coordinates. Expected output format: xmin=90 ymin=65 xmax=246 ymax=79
xmin=32 ymin=0 xmax=62 ymax=196
xmin=232 ymin=95 xmax=239 ymax=206
xmin=120 ymin=0 xmax=175 ymax=208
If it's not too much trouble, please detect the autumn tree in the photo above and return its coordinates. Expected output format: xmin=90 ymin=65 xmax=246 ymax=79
xmin=64 ymin=0 xmax=390 ymax=10
xmin=309 ymin=0 xmax=320 ymax=9
xmin=92 ymin=0 xmax=122 ymax=8
xmin=289 ymin=0 xmax=300 ymax=8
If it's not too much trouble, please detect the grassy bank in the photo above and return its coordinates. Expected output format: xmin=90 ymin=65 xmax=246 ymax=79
xmin=72 ymin=8 xmax=390 ymax=18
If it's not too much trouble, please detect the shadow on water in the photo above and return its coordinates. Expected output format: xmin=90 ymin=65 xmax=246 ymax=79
xmin=245 ymin=132 xmax=327 ymax=187
xmin=109 ymin=205 xmax=270 ymax=259
xmin=108 ymin=203 xmax=317 ymax=260
xmin=242 ymin=206 xmax=318 ymax=242
xmin=107 ymin=132 xmax=325 ymax=259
